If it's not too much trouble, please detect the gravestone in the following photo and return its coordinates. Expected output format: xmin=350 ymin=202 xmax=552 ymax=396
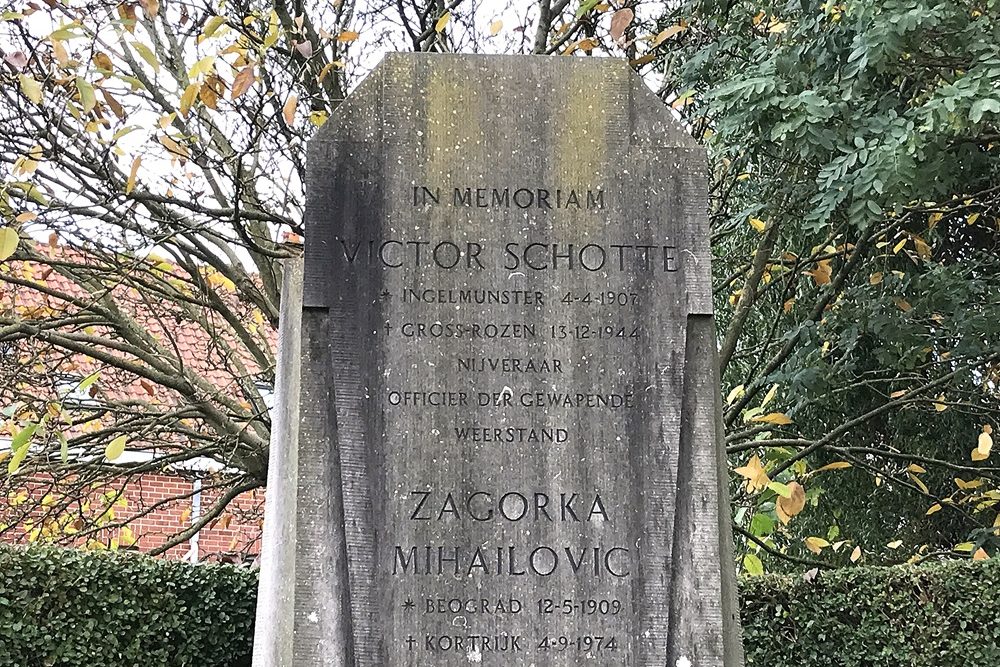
xmin=261 ymin=53 xmax=744 ymax=667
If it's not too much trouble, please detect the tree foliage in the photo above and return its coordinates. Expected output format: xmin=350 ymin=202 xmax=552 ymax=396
xmin=0 ymin=0 xmax=669 ymax=554
xmin=662 ymin=0 xmax=1000 ymax=570
xmin=1 ymin=0 xmax=998 ymax=571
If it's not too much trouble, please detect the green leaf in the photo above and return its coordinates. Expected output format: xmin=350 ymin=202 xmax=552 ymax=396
xmin=76 ymin=78 xmax=96 ymax=113
xmin=8 ymin=423 xmax=38 ymax=475
xmin=743 ymin=552 xmax=764 ymax=576
xmin=10 ymin=423 xmax=38 ymax=452
xmin=76 ymin=372 xmax=100 ymax=394
xmin=575 ymin=0 xmax=600 ymax=18
xmin=130 ymin=41 xmax=160 ymax=73
xmin=18 ymin=74 xmax=42 ymax=104
xmin=768 ymin=481 xmax=793 ymax=498
xmin=49 ymin=25 xmax=81 ymax=40
xmin=970 ymin=99 xmax=1000 ymax=124
xmin=750 ymin=512 xmax=776 ymax=537
xmin=59 ymin=433 xmax=69 ymax=465
xmin=9 ymin=181 xmax=49 ymax=206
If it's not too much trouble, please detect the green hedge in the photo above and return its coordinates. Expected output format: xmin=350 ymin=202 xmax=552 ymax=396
xmin=3 ymin=545 xmax=999 ymax=666
xmin=741 ymin=558 xmax=1000 ymax=666
xmin=0 ymin=546 xmax=256 ymax=667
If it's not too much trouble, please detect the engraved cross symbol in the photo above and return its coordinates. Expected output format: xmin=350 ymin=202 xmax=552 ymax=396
xmin=406 ymin=635 xmax=416 ymax=650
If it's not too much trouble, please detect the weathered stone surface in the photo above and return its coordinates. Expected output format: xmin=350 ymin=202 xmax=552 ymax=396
xmin=284 ymin=53 xmax=743 ymax=667
xmin=253 ymin=257 xmax=302 ymax=667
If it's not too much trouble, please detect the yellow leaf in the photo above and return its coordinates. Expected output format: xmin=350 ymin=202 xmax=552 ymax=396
xmin=743 ymin=552 xmax=764 ymax=576
xmin=933 ymin=394 xmax=947 ymax=411
xmin=926 ymin=503 xmax=942 ymax=515
xmin=179 ymin=82 xmax=199 ymax=116
xmin=670 ymin=90 xmax=695 ymax=108
xmin=202 ymin=15 xmax=227 ymax=39
xmin=761 ymin=384 xmax=779 ymax=407
xmin=206 ymin=270 xmax=236 ymax=292
xmin=908 ymin=473 xmax=930 ymax=495
xmin=869 ymin=271 xmax=883 ymax=285
xmin=0 ymin=227 xmax=20 ymax=261
xmin=435 ymin=11 xmax=451 ymax=32
xmin=978 ymin=428 xmax=994 ymax=458
xmin=928 ymin=212 xmax=942 ymax=229
xmin=309 ymin=110 xmax=328 ymax=127
xmin=972 ymin=448 xmax=989 ymax=462
xmin=967 ymin=212 xmax=980 ymax=226
xmin=894 ymin=297 xmax=912 ymax=312
xmin=263 ymin=10 xmax=280 ymax=49
xmin=51 ymin=39 xmax=69 ymax=67
xmin=652 ymin=24 xmax=685 ymax=47
xmin=748 ymin=217 xmax=766 ymax=232
xmin=282 ymin=94 xmax=298 ymax=125
xmin=126 ymin=156 xmax=141 ymax=194
xmin=734 ymin=455 xmax=770 ymax=493
xmin=850 ymin=545 xmax=862 ymax=562
xmin=887 ymin=540 xmax=903 ymax=549
xmin=954 ymin=542 xmax=975 ymax=553
xmin=912 ymin=235 xmax=932 ymax=259
xmin=776 ymin=481 xmax=806 ymax=525
xmin=769 ymin=21 xmax=789 ymax=34
xmin=813 ymin=461 xmax=852 ymax=473
xmin=104 ymin=435 xmax=127 ymax=461
xmin=808 ymin=259 xmax=832 ymax=286
xmin=804 ymin=536 xmax=829 ymax=554
xmin=907 ymin=463 xmax=927 ymax=474
xmin=890 ymin=389 xmax=907 ymax=398
xmin=751 ymin=412 xmax=793 ymax=425
xmin=338 ymin=30 xmax=360 ymax=43
xmin=974 ymin=547 xmax=989 ymax=560
xmin=726 ymin=384 xmax=745 ymax=405
xmin=892 ymin=238 xmax=907 ymax=254
xmin=956 ymin=477 xmax=984 ymax=490
xmin=179 ymin=507 xmax=192 ymax=524
xmin=489 ymin=20 xmax=503 ymax=35
xmin=783 ymin=298 xmax=795 ymax=313
xmin=15 ymin=212 xmax=37 ymax=223
xmin=188 ymin=56 xmax=216 ymax=80
xmin=158 ymin=134 xmax=189 ymax=159
xmin=19 ymin=74 xmax=43 ymax=104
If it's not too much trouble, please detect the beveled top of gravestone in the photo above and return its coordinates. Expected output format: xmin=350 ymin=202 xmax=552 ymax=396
xmin=305 ymin=53 xmax=710 ymax=311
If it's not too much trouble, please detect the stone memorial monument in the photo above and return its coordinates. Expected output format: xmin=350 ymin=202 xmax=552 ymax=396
xmin=254 ymin=53 xmax=744 ymax=667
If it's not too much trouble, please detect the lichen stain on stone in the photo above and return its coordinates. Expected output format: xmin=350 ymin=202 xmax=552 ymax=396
xmin=554 ymin=67 xmax=610 ymax=233
xmin=423 ymin=66 xmax=484 ymax=185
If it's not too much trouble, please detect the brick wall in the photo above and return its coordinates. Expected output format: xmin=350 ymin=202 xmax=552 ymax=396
xmin=2 ymin=473 xmax=264 ymax=562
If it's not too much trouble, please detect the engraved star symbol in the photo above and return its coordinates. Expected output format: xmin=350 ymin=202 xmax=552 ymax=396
xmin=379 ymin=289 xmax=391 ymax=300
xmin=402 ymin=598 xmax=415 ymax=611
